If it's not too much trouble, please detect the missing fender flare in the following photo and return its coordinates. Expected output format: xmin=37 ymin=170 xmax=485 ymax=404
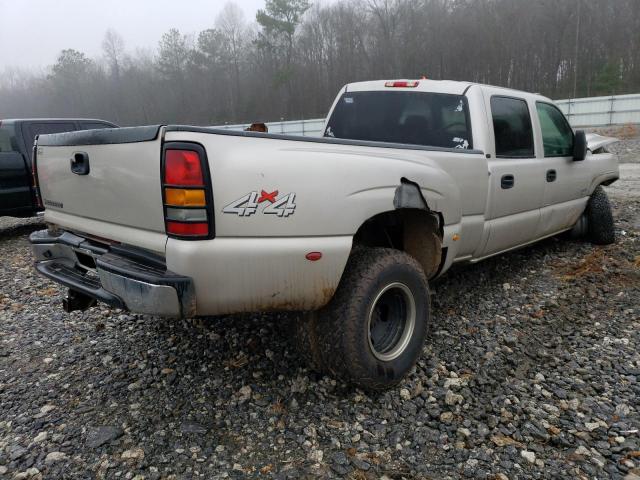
xmin=393 ymin=180 xmax=429 ymax=211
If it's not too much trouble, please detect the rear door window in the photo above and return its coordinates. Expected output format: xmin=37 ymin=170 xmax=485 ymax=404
xmin=325 ymin=91 xmax=473 ymax=150
xmin=536 ymin=102 xmax=574 ymax=157
xmin=490 ymin=96 xmax=534 ymax=158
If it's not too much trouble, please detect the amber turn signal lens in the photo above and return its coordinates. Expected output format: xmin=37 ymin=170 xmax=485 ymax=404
xmin=165 ymin=188 xmax=206 ymax=207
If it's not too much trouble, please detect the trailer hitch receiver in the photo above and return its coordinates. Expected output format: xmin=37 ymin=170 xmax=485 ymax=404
xmin=63 ymin=289 xmax=97 ymax=313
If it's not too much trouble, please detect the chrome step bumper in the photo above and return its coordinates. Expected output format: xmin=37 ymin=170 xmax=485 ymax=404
xmin=30 ymin=229 xmax=195 ymax=318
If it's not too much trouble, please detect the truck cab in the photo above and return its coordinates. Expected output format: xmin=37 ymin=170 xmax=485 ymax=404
xmin=322 ymin=81 xmax=617 ymax=263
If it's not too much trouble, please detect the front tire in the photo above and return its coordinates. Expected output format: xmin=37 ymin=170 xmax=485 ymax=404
xmin=312 ymin=248 xmax=430 ymax=390
xmin=585 ymin=186 xmax=615 ymax=245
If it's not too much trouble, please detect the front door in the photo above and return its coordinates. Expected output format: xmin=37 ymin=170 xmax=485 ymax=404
xmin=534 ymin=102 xmax=590 ymax=237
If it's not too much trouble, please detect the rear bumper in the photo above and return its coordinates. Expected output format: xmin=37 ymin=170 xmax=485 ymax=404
xmin=30 ymin=229 xmax=195 ymax=318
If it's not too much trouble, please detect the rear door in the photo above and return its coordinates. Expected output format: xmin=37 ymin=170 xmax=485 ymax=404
xmin=478 ymin=92 xmax=545 ymax=256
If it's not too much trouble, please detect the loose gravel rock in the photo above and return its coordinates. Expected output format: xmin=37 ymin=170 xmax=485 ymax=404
xmin=86 ymin=426 xmax=125 ymax=449
xmin=0 ymin=181 xmax=638 ymax=478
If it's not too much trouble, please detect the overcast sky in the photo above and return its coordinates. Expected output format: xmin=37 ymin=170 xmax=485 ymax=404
xmin=0 ymin=0 xmax=265 ymax=70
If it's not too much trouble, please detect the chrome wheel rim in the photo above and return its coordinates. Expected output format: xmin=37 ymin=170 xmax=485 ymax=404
xmin=367 ymin=282 xmax=416 ymax=361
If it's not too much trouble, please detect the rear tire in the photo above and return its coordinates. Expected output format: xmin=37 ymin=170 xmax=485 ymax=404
xmin=309 ymin=248 xmax=430 ymax=390
xmin=585 ymin=186 xmax=615 ymax=245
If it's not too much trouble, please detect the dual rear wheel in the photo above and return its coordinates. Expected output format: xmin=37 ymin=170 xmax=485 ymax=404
xmin=292 ymin=248 xmax=430 ymax=391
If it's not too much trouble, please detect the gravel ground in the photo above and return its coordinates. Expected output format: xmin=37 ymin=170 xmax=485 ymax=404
xmin=1 ymin=177 xmax=638 ymax=479
xmin=590 ymin=126 xmax=640 ymax=164
xmin=609 ymin=140 xmax=640 ymax=164
xmin=608 ymin=165 xmax=640 ymax=200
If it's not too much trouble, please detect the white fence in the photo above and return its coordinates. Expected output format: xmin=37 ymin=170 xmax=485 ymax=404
xmin=214 ymin=93 xmax=640 ymax=136
xmin=548 ymin=93 xmax=640 ymax=128
xmin=215 ymin=118 xmax=325 ymax=137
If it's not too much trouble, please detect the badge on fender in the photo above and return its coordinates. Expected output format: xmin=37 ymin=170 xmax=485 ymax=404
xmin=223 ymin=190 xmax=296 ymax=217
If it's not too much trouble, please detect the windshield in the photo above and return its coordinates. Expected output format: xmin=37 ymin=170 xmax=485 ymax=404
xmin=325 ymin=91 xmax=472 ymax=150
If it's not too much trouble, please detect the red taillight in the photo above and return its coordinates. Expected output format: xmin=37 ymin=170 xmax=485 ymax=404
xmin=384 ymin=81 xmax=420 ymax=88
xmin=166 ymin=221 xmax=209 ymax=236
xmin=165 ymin=150 xmax=204 ymax=186
xmin=162 ymin=144 xmax=212 ymax=240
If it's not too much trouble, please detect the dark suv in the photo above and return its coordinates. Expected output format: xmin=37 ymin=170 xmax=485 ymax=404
xmin=0 ymin=118 xmax=117 ymax=217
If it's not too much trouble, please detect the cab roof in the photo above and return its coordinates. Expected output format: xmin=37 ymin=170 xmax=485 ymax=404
xmin=345 ymin=79 xmax=554 ymax=103
xmin=345 ymin=79 xmax=475 ymax=96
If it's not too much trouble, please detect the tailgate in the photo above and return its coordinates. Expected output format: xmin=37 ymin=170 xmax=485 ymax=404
xmin=36 ymin=126 xmax=167 ymax=252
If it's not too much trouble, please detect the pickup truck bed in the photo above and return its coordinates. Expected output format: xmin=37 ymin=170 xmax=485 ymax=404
xmin=35 ymin=123 xmax=490 ymax=314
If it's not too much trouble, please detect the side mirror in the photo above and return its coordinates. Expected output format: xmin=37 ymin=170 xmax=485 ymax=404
xmin=573 ymin=130 xmax=587 ymax=161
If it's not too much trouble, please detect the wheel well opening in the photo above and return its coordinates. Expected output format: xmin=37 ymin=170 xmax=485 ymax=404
xmin=600 ymin=178 xmax=617 ymax=187
xmin=353 ymin=209 xmax=444 ymax=279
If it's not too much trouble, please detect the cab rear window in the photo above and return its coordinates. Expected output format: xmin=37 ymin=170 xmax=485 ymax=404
xmin=325 ymin=91 xmax=472 ymax=150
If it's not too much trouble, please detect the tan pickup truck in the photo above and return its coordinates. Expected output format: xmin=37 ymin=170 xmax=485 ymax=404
xmin=30 ymin=79 xmax=618 ymax=389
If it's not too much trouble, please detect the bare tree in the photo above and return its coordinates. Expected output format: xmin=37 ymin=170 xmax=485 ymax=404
xmin=102 ymin=29 xmax=125 ymax=79
xmin=0 ymin=0 xmax=637 ymax=125
xmin=216 ymin=2 xmax=246 ymax=118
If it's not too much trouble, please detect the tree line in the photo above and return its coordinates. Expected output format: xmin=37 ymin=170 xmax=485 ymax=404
xmin=1 ymin=0 xmax=638 ymax=127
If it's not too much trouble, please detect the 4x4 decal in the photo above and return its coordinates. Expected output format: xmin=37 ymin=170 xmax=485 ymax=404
xmin=223 ymin=190 xmax=297 ymax=217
